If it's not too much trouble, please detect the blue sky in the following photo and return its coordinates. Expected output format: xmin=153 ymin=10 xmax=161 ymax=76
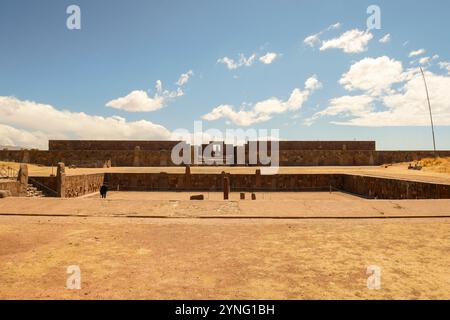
xmin=1 ymin=0 xmax=450 ymax=150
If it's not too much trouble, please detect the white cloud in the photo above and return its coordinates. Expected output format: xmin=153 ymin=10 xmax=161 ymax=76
xmin=106 ymin=80 xmax=183 ymax=112
xmin=0 ymin=124 xmax=49 ymax=150
xmin=439 ymin=61 xmax=450 ymax=74
xmin=306 ymin=95 xmax=374 ymax=125
xmin=304 ymin=34 xmax=322 ymax=48
xmin=339 ymin=56 xmax=404 ymax=95
xmin=304 ymin=22 xmax=341 ymax=48
xmin=409 ymin=49 xmax=426 ymax=57
xmin=176 ymin=70 xmax=194 ymax=86
xmin=259 ymin=52 xmax=279 ymax=64
xmin=218 ymin=52 xmax=281 ymax=69
xmin=320 ymin=29 xmax=373 ymax=53
xmin=202 ymin=75 xmax=322 ymax=126
xmin=217 ymin=53 xmax=256 ymax=70
xmin=0 ymin=96 xmax=172 ymax=149
xmin=309 ymin=57 xmax=450 ymax=126
xmin=379 ymin=33 xmax=391 ymax=43
xmin=419 ymin=56 xmax=431 ymax=65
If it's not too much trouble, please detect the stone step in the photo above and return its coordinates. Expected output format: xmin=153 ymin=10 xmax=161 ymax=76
xmin=26 ymin=182 xmax=47 ymax=197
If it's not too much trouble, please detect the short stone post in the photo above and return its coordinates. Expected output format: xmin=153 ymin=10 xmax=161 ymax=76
xmin=56 ymin=162 xmax=66 ymax=198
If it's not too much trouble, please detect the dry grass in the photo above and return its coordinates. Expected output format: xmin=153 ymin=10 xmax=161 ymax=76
xmin=419 ymin=157 xmax=450 ymax=174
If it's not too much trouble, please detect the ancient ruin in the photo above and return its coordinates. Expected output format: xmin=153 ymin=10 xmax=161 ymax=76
xmin=1 ymin=139 xmax=450 ymax=200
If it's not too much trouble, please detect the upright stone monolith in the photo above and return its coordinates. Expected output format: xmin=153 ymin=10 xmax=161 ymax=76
xmin=17 ymin=163 xmax=29 ymax=195
xmin=255 ymin=169 xmax=261 ymax=189
xmin=185 ymin=165 xmax=191 ymax=190
xmin=223 ymin=176 xmax=230 ymax=200
xmin=56 ymin=162 xmax=66 ymax=198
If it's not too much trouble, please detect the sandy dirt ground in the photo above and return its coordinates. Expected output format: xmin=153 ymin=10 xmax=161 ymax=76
xmin=1 ymin=192 xmax=450 ymax=218
xmin=2 ymin=161 xmax=450 ymax=184
xmin=0 ymin=215 xmax=449 ymax=299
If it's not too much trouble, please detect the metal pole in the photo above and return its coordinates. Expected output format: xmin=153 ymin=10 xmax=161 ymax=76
xmin=420 ymin=67 xmax=437 ymax=154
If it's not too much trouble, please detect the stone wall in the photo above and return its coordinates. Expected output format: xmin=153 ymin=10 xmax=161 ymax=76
xmin=0 ymin=180 xmax=22 ymax=196
xmin=27 ymin=170 xmax=450 ymax=199
xmin=104 ymin=172 xmax=450 ymax=199
xmin=49 ymin=140 xmax=183 ymax=151
xmin=29 ymin=173 xmax=104 ymax=198
xmin=2 ymin=149 xmax=450 ymax=167
xmin=64 ymin=174 xmax=105 ymax=198
xmin=248 ymin=140 xmax=376 ymax=151
xmin=341 ymin=174 xmax=450 ymax=200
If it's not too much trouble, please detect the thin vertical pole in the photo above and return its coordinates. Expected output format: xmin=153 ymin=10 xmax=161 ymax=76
xmin=420 ymin=67 xmax=437 ymax=154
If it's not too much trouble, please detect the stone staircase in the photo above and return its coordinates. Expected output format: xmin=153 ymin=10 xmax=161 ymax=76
xmin=26 ymin=183 xmax=45 ymax=197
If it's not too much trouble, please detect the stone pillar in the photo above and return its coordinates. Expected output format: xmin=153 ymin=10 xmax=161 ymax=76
xmin=223 ymin=176 xmax=230 ymax=200
xmin=17 ymin=163 xmax=29 ymax=195
xmin=22 ymin=150 xmax=30 ymax=163
xmin=185 ymin=165 xmax=191 ymax=190
xmin=160 ymin=172 xmax=169 ymax=190
xmin=255 ymin=169 xmax=261 ymax=189
xmin=56 ymin=162 xmax=66 ymax=198
xmin=133 ymin=146 xmax=141 ymax=167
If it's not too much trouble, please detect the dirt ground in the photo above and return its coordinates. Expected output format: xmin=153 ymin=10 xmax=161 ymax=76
xmin=0 ymin=215 xmax=449 ymax=299
xmin=1 ymin=191 xmax=450 ymax=299
xmin=1 ymin=160 xmax=450 ymax=299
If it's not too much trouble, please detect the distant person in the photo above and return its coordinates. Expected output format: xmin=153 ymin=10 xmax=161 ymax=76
xmin=100 ymin=185 xmax=108 ymax=198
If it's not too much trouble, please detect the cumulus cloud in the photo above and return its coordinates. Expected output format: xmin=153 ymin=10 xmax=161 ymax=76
xmin=303 ymin=22 xmax=341 ymax=47
xmin=379 ymin=33 xmax=391 ymax=43
xmin=176 ymin=70 xmax=194 ymax=86
xmin=409 ymin=49 xmax=426 ymax=57
xmin=259 ymin=52 xmax=279 ymax=64
xmin=0 ymin=96 xmax=172 ymax=149
xmin=339 ymin=56 xmax=404 ymax=96
xmin=320 ymin=29 xmax=373 ymax=53
xmin=202 ymin=75 xmax=322 ymax=126
xmin=305 ymin=95 xmax=374 ymax=125
xmin=309 ymin=56 xmax=450 ymax=126
xmin=106 ymin=80 xmax=183 ymax=112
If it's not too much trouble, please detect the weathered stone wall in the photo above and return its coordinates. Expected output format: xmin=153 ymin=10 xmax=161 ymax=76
xmin=0 ymin=180 xmax=22 ymax=196
xmin=26 ymin=170 xmax=450 ymax=199
xmin=105 ymin=172 xmax=450 ymax=199
xmin=2 ymin=149 xmax=450 ymax=167
xmin=341 ymin=174 xmax=450 ymax=200
xmin=63 ymin=174 xmax=105 ymax=198
xmin=49 ymin=140 xmax=376 ymax=151
xmin=248 ymin=141 xmax=376 ymax=151
xmin=106 ymin=172 xmax=341 ymax=192
xmin=49 ymin=140 xmax=183 ymax=151
xmin=31 ymin=173 xmax=104 ymax=198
